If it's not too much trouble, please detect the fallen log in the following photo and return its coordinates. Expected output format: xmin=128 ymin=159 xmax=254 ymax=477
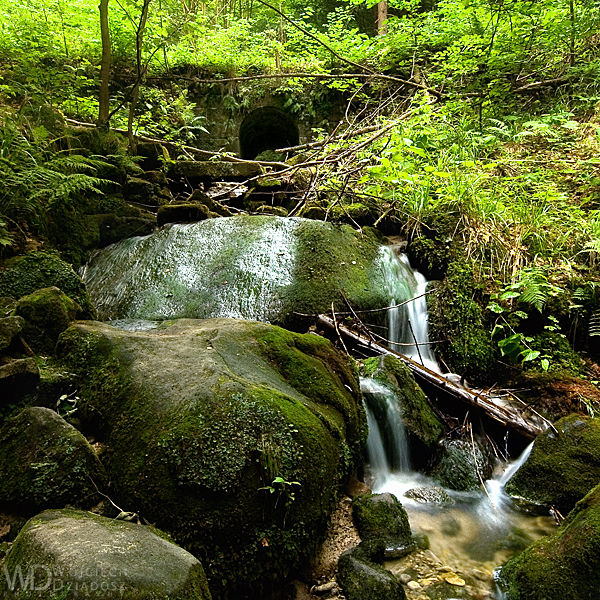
xmin=317 ymin=314 xmax=544 ymax=440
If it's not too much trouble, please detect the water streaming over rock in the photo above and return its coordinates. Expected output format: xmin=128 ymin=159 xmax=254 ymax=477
xmin=364 ymin=252 xmax=554 ymax=598
xmin=81 ymin=216 xmax=392 ymax=325
xmin=380 ymin=247 xmax=439 ymax=372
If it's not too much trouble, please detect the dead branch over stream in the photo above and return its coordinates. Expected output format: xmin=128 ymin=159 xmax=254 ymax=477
xmin=317 ymin=314 xmax=544 ymax=440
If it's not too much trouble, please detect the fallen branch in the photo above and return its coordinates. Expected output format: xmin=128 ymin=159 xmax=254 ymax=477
xmin=317 ymin=314 xmax=544 ymax=440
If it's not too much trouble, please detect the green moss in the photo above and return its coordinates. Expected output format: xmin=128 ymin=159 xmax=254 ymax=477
xmin=54 ymin=319 xmax=366 ymax=598
xmin=497 ymin=483 xmax=600 ymax=600
xmin=0 ymin=407 xmax=105 ymax=510
xmin=527 ymin=332 xmax=586 ymax=376
xmin=14 ymin=287 xmax=82 ymax=355
xmin=432 ymin=438 xmax=491 ymax=492
xmin=505 ymin=414 xmax=600 ymax=513
xmin=0 ymin=251 xmax=95 ymax=317
xmin=353 ymin=493 xmax=414 ymax=555
xmin=428 ymin=259 xmax=497 ymax=383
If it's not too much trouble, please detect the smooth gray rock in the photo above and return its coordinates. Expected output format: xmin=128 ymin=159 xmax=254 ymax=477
xmin=0 ymin=508 xmax=211 ymax=599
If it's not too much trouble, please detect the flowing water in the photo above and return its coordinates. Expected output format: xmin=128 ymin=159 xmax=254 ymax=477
xmin=365 ymin=249 xmax=555 ymax=599
xmin=381 ymin=247 xmax=439 ymax=372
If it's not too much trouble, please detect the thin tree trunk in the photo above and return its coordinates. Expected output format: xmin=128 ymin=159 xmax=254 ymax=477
xmin=127 ymin=0 xmax=152 ymax=154
xmin=569 ymin=0 xmax=576 ymax=67
xmin=377 ymin=1 xmax=388 ymax=36
xmin=98 ymin=0 xmax=111 ymax=127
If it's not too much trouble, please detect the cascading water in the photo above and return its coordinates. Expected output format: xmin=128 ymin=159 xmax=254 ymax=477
xmin=380 ymin=247 xmax=439 ymax=372
xmin=361 ymin=377 xmax=411 ymax=480
xmin=362 ymin=249 xmax=555 ymax=598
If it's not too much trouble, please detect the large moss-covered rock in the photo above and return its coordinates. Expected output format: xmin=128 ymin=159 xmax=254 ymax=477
xmin=496 ymin=482 xmax=600 ymax=600
xmin=0 ymin=508 xmax=211 ymax=600
xmin=14 ymin=287 xmax=82 ymax=355
xmin=55 ymin=318 xmax=367 ymax=598
xmin=81 ymin=216 xmax=394 ymax=326
xmin=361 ymin=355 xmax=444 ymax=468
xmin=505 ymin=414 xmax=600 ymax=514
xmin=0 ymin=251 xmax=95 ymax=317
xmin=0 ymin=407 xmax=105 ymax=511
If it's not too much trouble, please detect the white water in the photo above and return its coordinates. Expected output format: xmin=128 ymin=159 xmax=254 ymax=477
xmin=364 ymin=252 xmax=554 ymax=596
xmin=81 ymin=218 xmax=300 ymax=323
xmin=381 ymin=247 xmax=439 ymax=372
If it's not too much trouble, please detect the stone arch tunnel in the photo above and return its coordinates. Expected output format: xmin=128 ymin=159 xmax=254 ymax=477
xmin=239 ymin=106 xmax=299 ymax=160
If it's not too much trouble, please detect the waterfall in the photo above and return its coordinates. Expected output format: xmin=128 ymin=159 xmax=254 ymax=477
xmin=361 ymin=378 xmax=411 ymax=480
xmin=380 ymin=247 xmax=439 ymax=373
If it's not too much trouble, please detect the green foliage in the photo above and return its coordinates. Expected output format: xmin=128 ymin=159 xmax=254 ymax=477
xmin=0 ymin=119 xmax=111 ymax=235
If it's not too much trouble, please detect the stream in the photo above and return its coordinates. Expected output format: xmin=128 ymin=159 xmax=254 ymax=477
xmin=82 ymin=224 xmax=555 ymax=599
xmin=362 ymin=246 xmax=556 ymax=599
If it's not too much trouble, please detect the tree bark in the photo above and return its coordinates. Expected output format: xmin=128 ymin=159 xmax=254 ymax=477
xmin=127 ymin=0 xmax=152 ymax=154
xmin=98 ymin=0 xmax=111 ymax=127
xmin=376 ymin=1 xmax=388 ymax=36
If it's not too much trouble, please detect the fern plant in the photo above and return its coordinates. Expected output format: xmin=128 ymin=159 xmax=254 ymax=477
xmin=0 ymin=120 xmax=112 ymax=235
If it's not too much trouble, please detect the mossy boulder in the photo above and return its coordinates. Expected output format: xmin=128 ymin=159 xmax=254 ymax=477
xmin=0 ymin=316 xmax=25 ymax=352
xmin=361 ymin=355 xmax=444 ymax=468
xmin=505 ymin=414 xmax=600 ymax=514
xmin=428 ymin=260 xmax=496 ymax=383
xmin=0 ymin=251 xmax=95 ymax=317
xmin=0 ymin=407 xmax=105 ymax=511
xmin=0 ymin=508 xmax=211 ymax=600
xmin=353 ymin=493 xmax=415 ymax=558
xmin=81 ymin=216 xmax=393 ymax=327
xmin=55 ymin=318 xmax=367 ymax=598
xmin=432 ymin=438 xmax=491 ymax=492
xmin=157 ymin=202 xmax=211 ymax=226
xmin=337 ymin=544 xmax=407 ymax=600
xmin=496 ymin=482 xmax=600 ymax=600
xmin=14 ymin=287 xmax=82 ymax=355
xmin=0 ymin=358 xmax=40 ymax=410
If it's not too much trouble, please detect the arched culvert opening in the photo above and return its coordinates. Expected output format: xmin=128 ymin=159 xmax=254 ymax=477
xmin=239 ymin=107 xmax=299 ymax=160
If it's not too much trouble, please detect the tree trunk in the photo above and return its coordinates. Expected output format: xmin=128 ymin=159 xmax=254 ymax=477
xmin=127 ymin=0 xmax=152 ymax=154
xmin=376 ymin=1 xmax=388 ymax=36
xmin=98 ymin=0 xmax=111 ymax=127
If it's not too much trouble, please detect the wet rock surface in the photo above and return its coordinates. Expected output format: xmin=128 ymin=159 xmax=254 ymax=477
xmin=505 ymin=413 xmax=600 ymax=514
xmin=55 ymin=317 xmax=366 ymax=598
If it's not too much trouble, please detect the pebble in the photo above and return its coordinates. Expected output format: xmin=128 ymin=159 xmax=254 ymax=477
xmin=313 ymin=581 xmax=337 ymax=594
xmin=445 ymin=574 xmax=466 ymax=586
xmin=407 ymin=581 xmax=422 ymax=590
xmin=399 ymin=573 xmax=412 ymax=584
xmin=438 ymin=565 xmax=454 ymax=573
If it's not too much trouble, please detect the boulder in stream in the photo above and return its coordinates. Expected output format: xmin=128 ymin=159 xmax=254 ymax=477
xmin=0 ymin=508 xmax=211 ymax=600
xmin=496 ymin=481 xmax=600 ymax=600
xmin=505 ymin=413 xmax=600 ymax=514
xmin=81 ymin=215 xmax=394 ymax=327
xmin=55 ymin=317 xmax=367 ymax=598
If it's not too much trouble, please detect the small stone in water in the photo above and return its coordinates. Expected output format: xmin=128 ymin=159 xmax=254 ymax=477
xmin=444 ymin=574 xmax=466 ymax=586
xmin=407 ymin=581 xmax=422 ymax=590
xmin=437 ymin=565 xmax=454 ymax=573
xmin=399 ymin=574 xmax=412 ymax=584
